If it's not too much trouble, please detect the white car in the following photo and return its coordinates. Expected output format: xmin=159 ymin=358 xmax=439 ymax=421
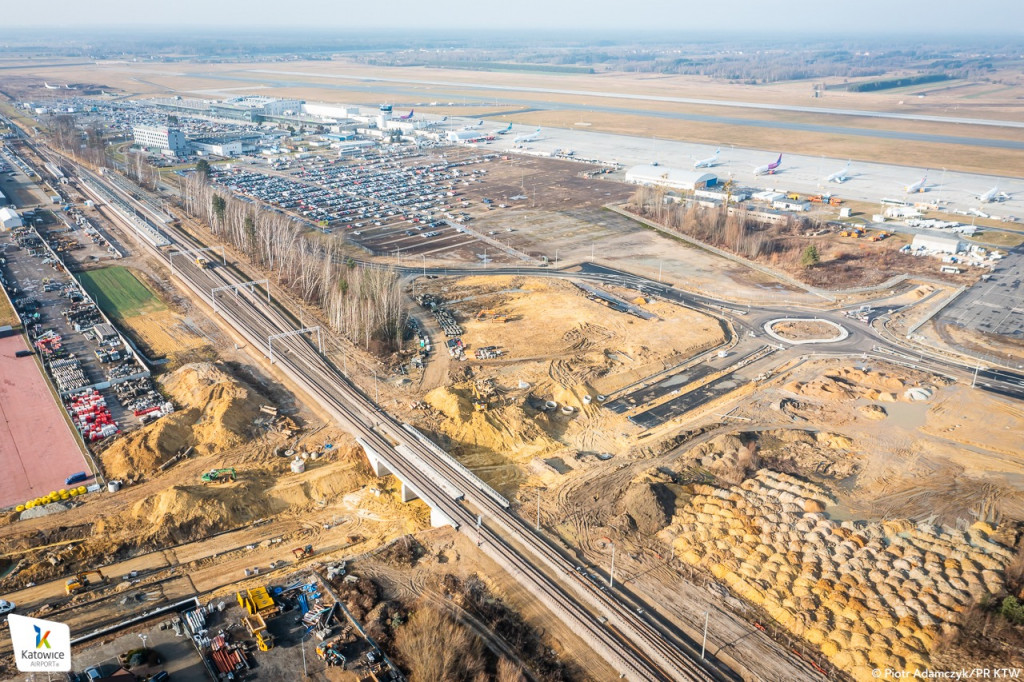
xmin=0 ymin=599 xmax=14 ymax=615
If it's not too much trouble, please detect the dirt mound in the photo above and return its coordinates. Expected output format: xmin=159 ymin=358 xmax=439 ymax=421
xmin=424 ymin=384 xmax=561 ymax=461
xmin=96 ymin=480 xmax=271 ymax=546
xmin=675 ymin=430 xmax=860 ymax=481
xmin=785 ymin=366 xmax=943 ymax=405
xmin=858 ymin=404 xmax=888 ymax=420
xmin=616 ymin=483 xmax=673 ymax=535
xmin=101 ymin=363 xmax=261 ymax=479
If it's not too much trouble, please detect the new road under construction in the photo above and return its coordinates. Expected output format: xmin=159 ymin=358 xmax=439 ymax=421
xmin=66 ymin=158 xmax=731 ymax=681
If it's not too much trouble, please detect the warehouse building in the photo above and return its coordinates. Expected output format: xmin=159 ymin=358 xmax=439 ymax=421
xmin=0 ymin=188 xmax=7 ymax=206
xmin=132 ymin=125 xmax=189 ymax=156
xmin=0 ymin=207 xmax=24 ymax=230
xmin=911 ymin=233 xmax=963 ymax=254
xmin=624 ymin=166 xmax=717 ymax=191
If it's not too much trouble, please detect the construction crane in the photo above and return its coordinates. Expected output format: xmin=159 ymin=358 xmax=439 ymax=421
xmin=201 ymin=468 xmax=236 ymax=483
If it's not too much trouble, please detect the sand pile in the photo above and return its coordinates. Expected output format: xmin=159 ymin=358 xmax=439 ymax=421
xmin=97 ymin=479 xmax=270 ymax=546
xmin=661 ymin=470 xmax=1016 ymax=680
xmin=786 ymin=366 xmax=941 ymax=405
xmin=616 ymin=482 xmax=674 ymax=535
xmin=101 ymin=363 xmax=261 ymax=479
xmin=858 ymin=404 xmax=888 ymax=420
xmin=425 ymin=384 xmax=561 ymax=461
xmin=675 ymin=430 xmax=859 ymax=481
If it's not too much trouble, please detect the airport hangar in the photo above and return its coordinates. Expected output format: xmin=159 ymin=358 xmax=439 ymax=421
xmin=624 ymin=166 xmax=718 ymax=192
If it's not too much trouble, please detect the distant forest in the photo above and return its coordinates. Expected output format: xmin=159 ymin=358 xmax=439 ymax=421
xmin=1 ymin=31 xmax=1020 ymax=85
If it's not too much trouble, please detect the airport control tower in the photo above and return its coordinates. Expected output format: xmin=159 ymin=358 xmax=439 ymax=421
xmin=378 ymin=104 xmax=393 ymax=129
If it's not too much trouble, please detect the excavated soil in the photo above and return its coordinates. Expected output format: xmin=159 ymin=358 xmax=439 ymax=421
xmin=100 ymin=362 xmax=262 ymax=479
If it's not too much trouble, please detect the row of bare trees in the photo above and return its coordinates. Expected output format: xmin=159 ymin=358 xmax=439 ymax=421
xmin=182 ymin=172 xmax=406 ymax=352
xmin=628 ymin=185 xmax=793 ymax=260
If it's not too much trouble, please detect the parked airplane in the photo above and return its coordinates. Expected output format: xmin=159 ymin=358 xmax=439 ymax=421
xmin=827 ymin=161 xmax=852 ymax=184
xmin=397 ymin=110 xmax=414 ymax=120
xmin=976 ymin=186 xmax=1008 ymax=203
xmin=493 ymin=123 xmax=513 ymax=135
xmin=514 ymin=128 xmax=542 ymax=144
xmin=693 ymin=148 xmax=720 ymax=169
xmin=905 ymin=174 xmax=928 ymax=193
xmin=753 ymin=153 xmax=783 ymax=176
xmin=43 ymin=82 xmax=59 ymax=90
xmin=461 ymin=120 xmax=484 ymax=130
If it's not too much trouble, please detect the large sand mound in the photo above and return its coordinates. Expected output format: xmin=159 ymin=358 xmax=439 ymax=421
xmin=97 ymin=481 xmax=269 ymax=546
xmin=101 ymin=363 xmax=261 ymax=479
xmin=616 ymin=482 xmax=674 ymax=535
xmin=425 ymin=384 xmax=562 ymax=461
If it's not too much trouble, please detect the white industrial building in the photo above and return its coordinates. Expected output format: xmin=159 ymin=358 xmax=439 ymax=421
xmin=447 ymin=130 xmax=484 ymax=144
xmin=0 ymin=207 xmax=24 ymax=230
xmin=772 ymin=199 xmax=812 ymax=212
xmin=191 ymin=138 xmax=243 ymax=156
xmin=132 ymin=125 xmax=189 ymax=155
xmin=624 ymin=166 xmax=717 ymax=192
xmin=912 ymin=233 xmax=963 ymax=254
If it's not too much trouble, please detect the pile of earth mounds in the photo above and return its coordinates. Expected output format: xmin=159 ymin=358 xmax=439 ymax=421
xmin=100 ymin=362 xmax=261 ymax=479
xmin=615 ymin=482 xmax=675 ymax=535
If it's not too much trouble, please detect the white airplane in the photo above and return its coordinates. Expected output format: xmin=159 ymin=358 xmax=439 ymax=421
xmin=43 ymin=82 xmax=59 ymax=90
xmin=905 ymin=174 xmax=928 ymax=194
xmin=827 ymin=161 xmax=852 ymax=184
xmin=693 ymin=148 xmax=720 ymax=169
xmin=753 ymin=153 xmax=782 ymax=176
xmin=461 ymin=120 xmax=484 ymax=130
xmin=514 ymin=128 xmax=542 ymax=144
xmin=976 ymin=186 xmax=1008 ymax=203
xmin=493 ymin=123 xmax=513 ymax=136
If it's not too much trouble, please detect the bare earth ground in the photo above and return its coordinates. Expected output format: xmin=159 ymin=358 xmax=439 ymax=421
xmin=771 ymin=319 xmax=844 ymax=341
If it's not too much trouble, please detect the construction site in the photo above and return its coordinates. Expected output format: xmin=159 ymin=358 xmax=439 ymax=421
xmin=0 ymin=78 xmax=1023 ymax=682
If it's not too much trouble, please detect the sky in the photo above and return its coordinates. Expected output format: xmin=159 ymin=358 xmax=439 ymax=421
xmin=5 ymin=0 xmax=1024 ymax=35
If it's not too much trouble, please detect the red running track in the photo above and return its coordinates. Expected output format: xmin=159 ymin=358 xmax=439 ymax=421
xmin=0 ymin=334 xmax=90 ymax=508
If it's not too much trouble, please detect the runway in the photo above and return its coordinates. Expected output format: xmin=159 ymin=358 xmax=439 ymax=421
xmin=250 ymin=68 xmax=1024 ymax=130
xmin=181 ymin=71 xmax=1024 ymax=152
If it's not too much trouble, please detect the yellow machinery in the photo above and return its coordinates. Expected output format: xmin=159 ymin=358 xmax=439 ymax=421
xmin=242 ymin=613 xmax=275 ymax=652
xmin=238 ymin=586 xmax=279 ymax=617
xmin=65 ymin=570 xmax=103 ymax=595
xmin=195 ymin=256 xmax=210 ymax=269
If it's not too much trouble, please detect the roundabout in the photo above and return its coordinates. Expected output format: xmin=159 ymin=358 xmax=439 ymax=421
xmin=763 ymin=317 xmax=849 ymax=345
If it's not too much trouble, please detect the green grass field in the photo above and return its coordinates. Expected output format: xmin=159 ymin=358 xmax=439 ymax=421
xmin=78 ymin=266 xmax=166 ymax=319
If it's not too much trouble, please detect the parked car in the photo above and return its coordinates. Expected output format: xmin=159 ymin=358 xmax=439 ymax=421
xmin=0 ymin=599 xmax=15 ymax=615
xmin=84 ymin=667 xmax=102 ymax=681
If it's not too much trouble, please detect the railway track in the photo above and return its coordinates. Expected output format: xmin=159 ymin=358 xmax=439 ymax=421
xmin=65 ymin=160 xmax=731 ymax=681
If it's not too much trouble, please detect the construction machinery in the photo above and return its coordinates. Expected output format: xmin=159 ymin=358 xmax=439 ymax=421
xmin=201 ymin=468 xmax=235 ymax=483
xmin=238 ymin=586 xmax=279 ymax=617
xmin=292 ymin=544 xmax=314 ymax=559
xmin=475 ymin=308 xmax=510 ymax=322
xmin=839 ymin=228 xmax=864 ymax=238
xmin=869 ymin=231 xmax=889 ymax=241
xmin=242 ymin=613 xmax=275 ymax=652
xmin=316 ymin=638 xmax=346 ymax=667
xmin=195 ymin=256 xmax=210 ymax=269
xmin=65 ymin=570 xmax=104 ymax=595
xmin=810 ymin=194 xmax=843 ymax=206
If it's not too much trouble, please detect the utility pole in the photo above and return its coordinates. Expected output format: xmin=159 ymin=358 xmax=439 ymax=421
xmin=608 ymin=543 xmax=615 ymax=588
xmin=701 ymin=611 xmax=710 ymax=660
xmin=536 ymin=488 xmax=541 ymax=531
